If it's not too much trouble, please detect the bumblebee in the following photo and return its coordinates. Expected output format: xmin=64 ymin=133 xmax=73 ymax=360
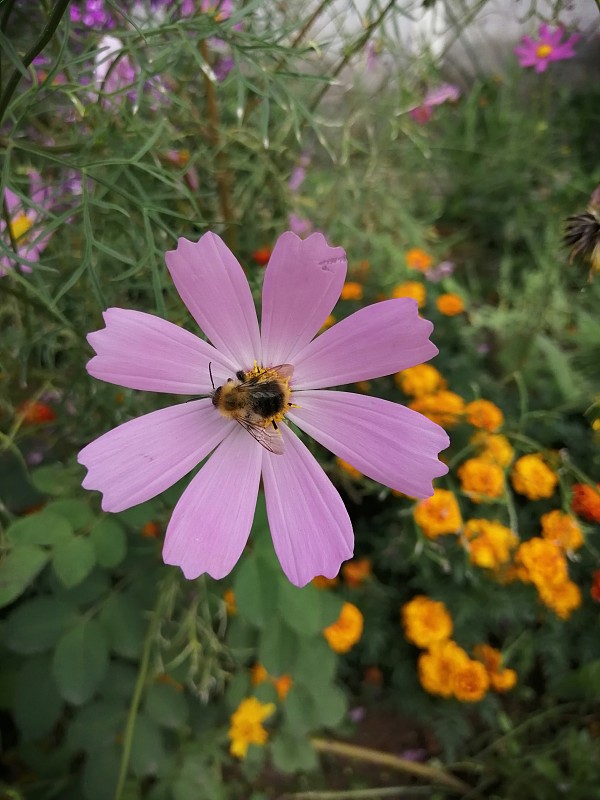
xmin=210 ymin=363 xmax=293 ymax=454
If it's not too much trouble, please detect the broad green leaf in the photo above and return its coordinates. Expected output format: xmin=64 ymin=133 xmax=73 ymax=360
xmin=294 ymin=637 xmax=337 ymax=690
xmin=277 ymin=582 xmax=323 ymax=636
xmin=52 ymin=619 xmax=109 ymax=704
xmin=31 ymin=463 xmax=83 ymax=496
xmin=46 ymin=499 xmax=95 ymax=530
xmin=233 ymin=554 xmax=279 ymax=629
xmin=284 ymin=682 xmax=347 ymax=733
xmin=224 ymin=671 xmax=251 ymax=712
xmin=90 ymin=518 xmax=127 ymax=568
xmin=129 ymin=714 xmax=167 ymax=777
xmin=6 ymin=510 xmax=72 ymax=547
xmin=67 ymin=701 xmax=126 ymax=753
xmin=116 ymin=498 xmax=161 ymax=528
xmin=144 ymin=682 xmax=189 ymax=730
xmin=53 ymin=537 xmax=97 ymax=588
xmin=319 ymin=591 xmax=344 ymax=628
xmin=81 ymin=746 xmax=120 ymax=800
xmin=98 ymin=592 xmax=146 ymax=659
xmin=55 ymin=569 xmax=110 ymax=607
xmin=4 ymin=596 xmax=77 ymax=654
xmin=271 ymin=732 xmax=318 ymax=774
xmin=13 ymin=656 xmax=63 ymax=741
xmin=172 ymin=751 xmax=228 ymax=800
xmin=0 ymin=545 xmax=49 ymax=609
xmin=258 ymin=619 xmax=298 ymax=676
xmin=98 ymin=662 xmax=138 ymax=700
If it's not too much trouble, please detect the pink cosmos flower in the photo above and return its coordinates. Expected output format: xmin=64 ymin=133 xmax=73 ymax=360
xmin=514 ymin=25 xmax=580 ymax=73
xmin=1 ymin=172 xmax=53 ymax=277
xmin=409 ymin=83 xmax=460 ymax=125
xmin=78 ymin=232 xmax=449 ymax=586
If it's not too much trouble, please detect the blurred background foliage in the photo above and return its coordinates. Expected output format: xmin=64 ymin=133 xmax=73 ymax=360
xmin=1 ymin=1 xmax=600 ymax=798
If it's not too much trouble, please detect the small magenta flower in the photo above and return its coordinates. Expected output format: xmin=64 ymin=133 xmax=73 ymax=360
xmin=514 ymin=25 xmax=580 ymax=73
xmin=409 ymin=83 xmax=460 ymax=124
xmin=78 ymin=232 xmax=449 ymax=586
xmin=1 ymin=172 xmax=53 ymax=277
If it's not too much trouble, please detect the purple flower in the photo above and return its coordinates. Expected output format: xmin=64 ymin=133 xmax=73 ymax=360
xmin=288 ymin=154 xmax=310 ymax=193
xmin=70 ymin=0 xmax=114 ymax=28
xmin=409 ymin=83 xmax=460 ymax=125
xmin=514 ymin=24 xmax=580 ymax=73
xmin=288 ymin=213 xmax=312 ymax=237
xmin=425 ymin=260 xmax=456 ymax=283
xmin=1 ymin=172 xmax=53 ymax=277
xmin=78 ymin=232 xmax=449 ymax=586
xmin=93 ymin=35 xmax=138 ymax=109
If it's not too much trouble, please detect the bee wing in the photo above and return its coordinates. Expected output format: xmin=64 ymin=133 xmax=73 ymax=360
xmin=236 ymin=417 xmax=285 ymax=455
xmin=272 ymin=364 xmax=294 ymax=381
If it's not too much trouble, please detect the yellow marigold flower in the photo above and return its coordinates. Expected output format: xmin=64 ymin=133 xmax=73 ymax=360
xmin=418 ymin=640 xmax=469 ymax=698
xmin=540 ymin=510 xmax=584 ymax=551
xmin=273 ymin=674 xmax=293 ymax=701
xmin=391 ymin=281 xmax=426 ymax=308
xmin=355 ymin=380 xmax=371 ymax=393
xmin=409 ymin=390 xmax=465 ymax=428
xmin=436 ymin=293 xmax=465 ymax=316
xmin=401 ymin=595 xmax=453 ymax=649
xmin=515 ymin=538 xmax=568 ymax=589
xmin=312 ymin=575 xmax=339 ymax=589
xmin=452 ymin=659 xmax=490 ymax=702
xmin=465 ymin=399 xmax=504 ymax=432
xmin=464 ymin=519 xmax=518 ymax=569
xmin=537 ymin=579 xmax=582 ymax=620
xmin=406 ymin=247 xmax=434 ymax=272
xmin=394 ymin=364 xmax=447 ymax=398
xmin=472 ymin=644 xmax=516 ymax=692
xmin=457 ymin=458 xmax=505 ymax=503
xmin=224 ymin=588 xmax=237 ymax=615
xmin=320 ymin=314 xmax=336 ymax=331
xmin=336 ymin=457 xmax=362 ymax=480
xmin=250 ymin=663 xmax=269 ymax=686
xmin=413 ymin=489 xmax=462 ymax=539
xmin=342 ymin=557 xmax=372 ymax=587
xmin=323 ymin=602 xmax=364 ymax=653
xmin=228 ymin=697 xmax=276 ymax=759
xmin=340 ymin=281 xmax=363 ymax=301
xmin=471 ymin=432 xmax=514 ymax=468
xmin=511 ymin=454 xmax=558 ymax=500
xmin=491 ymin=668 xmax=517 ymax=692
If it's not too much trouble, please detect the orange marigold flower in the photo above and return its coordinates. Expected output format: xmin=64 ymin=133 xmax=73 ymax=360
xmin=141 ymin=521 xmax=161 ymax=538
xmin=342 ymin=557 xmax=372 ymax=587
xmin=418 ymin=640 xmax=469 ymax=698
xmin=436 ymin=293 xmax=465 ymax=316
xmin=540 ymin=510 xmax=583 ymax=551
xmin=491 ymin=668 xmax=517 ymax=692
xmin=472 ymin=644 xmax=516 ymax=692
xmin=363 ymin=665 xmax=383 ymax=686
xmin=251 ymin=247 xmax=271 ymax=266
xmin=471 ymin=432 xmax=514 ymax=468
xmin=465 ymin=400 xmax=504 ymax=432
xmin=228 ymin=697 xmax=275 ymax=759
xmin=452 ymin=659 xmax=490 ymax=702
xmin=355 ymin=380 xmax=371 ymax=393
xmin=406 ymin=247 xmax=434 ymax=272
xmin=273 ymin=674 xmax=293 ymax=701
xmin=340 ymin=281 xmax=363 ymax=300
xmin=515 ymin=538 xmax=568 ymax=589
xmin=401 ymin=595 xmax=453 ymax=649
xmin=511 ymin=454 xmax=558 ymax=500
xmin=391 ymin=281 xmax=426 ymax=308
xmin=323 ymin=602 xmax=364 ymax=653
xmin=336 ymin=457 xmax=362 ymax=480
xmin=464 ymin=519 xmax=518 ymax=569
xmin=394 ymin=364 xmax=447 ymax=398
xmin=571 ymin=483 xmax=600 ymax=523
xmin=251 ymin=663 xmax=269 ymax=686
xmin=590 ymin=570 xmax=600 ymax=602
xmin=224 ymin=588 xmax=237 ymax=615
xmin=413 ymin=489 xmax=462 ymax=539
xmin=409 ymin=390 xmax=465 ymax=428
xmin=320 ymin=314 xmax=336 ymax=331
xmin=312 ymin=575 xmax=339 ymax=589
xmin=537 ymin=579 xmax=582 ymax=620
xmin=457 ymin=458 xmax=505 ymax=503
xmin=18 ymin=400 xmax=56 ymax=425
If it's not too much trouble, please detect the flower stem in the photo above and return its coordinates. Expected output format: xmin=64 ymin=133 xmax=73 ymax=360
xmin=310 ymin=738 xmax=470 ymax=794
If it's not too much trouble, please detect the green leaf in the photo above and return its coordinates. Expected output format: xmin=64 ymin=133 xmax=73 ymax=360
xmin=67 ymin=701 xmax=126 ymax=753
xmin=319 ymin=591 xmax=344 ymax=628
xmin=0 ymin=545 xmax=49 ymax=609
xmin=53 ymin=537 xmax=97 ymax=588
xmin=271 ymin=732 xmax=318 ymax=774
xmin=172 ymin=751 xmax=228 ymax=800
xmin=284 ymin=683 xmax=347 ymax=733
xmin=4 ymin=596 xmax=77 ymax=654
xmin=13 ymin=656 xmax=63 ymax=741
xmin=277 ymin=582 xmax=323 ymax=636
xmin=31 ymin=463 xmax=83 ymax=496
xmin=116 ymin=498 xmax=161 ymax=528
xmin=233 ymin=554 xmax=279 ymax=629
xmin=81 ymin=746 xmax=121 ymax=800
xmin=144 ymin=682 xmax=189 ymax=730
xmin=6 ymin=510 xmax=72 ymax=547
xmin=130 ymin=714 xmax=167 ymax=777
xmin=52 ymin=619 xmax=109 ymax=704
xmin=55 ymin=569 xmax=110 ymax=607
xmin=98 ymin=592 xmax=146 ymax=659
xmin=46 ymin=499 xmax=95 ymax=530
xmin=294 ymin=637 xmax=337 ymax=690
xmin=90 ymin=518 xmax=127 ymax=568
xmin=258 ymin=619 xmax=298 ymax=676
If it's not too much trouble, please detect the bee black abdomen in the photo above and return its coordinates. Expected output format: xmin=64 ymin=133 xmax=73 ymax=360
xmin=250 ymin=382 xmax=286 ymax=418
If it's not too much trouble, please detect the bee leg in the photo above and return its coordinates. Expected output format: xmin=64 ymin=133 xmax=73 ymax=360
xmin=272 ymin=421 xmax=278 ymax=430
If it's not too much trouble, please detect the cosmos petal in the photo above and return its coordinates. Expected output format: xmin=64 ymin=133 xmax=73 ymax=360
xmin=165 ymin=233 xmax=261 ymax=369
xmin=162 ymin=426 xmax=262 ymax=580
xmin=260 ymin=232 xmax=347 ymax=366
xmin=78 ymin=400 xmax=234 ymax=512
xmin=87 ymin=308 xmax=236 ymax=394
xmin=262 ymin=424 xmax=353 ymax=587
xmin=292 ymin=298 xmax=438 ymax=390
xmin=288 ymin=391 xmax=449 ymax=498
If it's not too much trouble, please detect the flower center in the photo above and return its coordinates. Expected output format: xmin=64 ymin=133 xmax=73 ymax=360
xmin=536 ymin=44 xmax=553 ymax=59
xmin=9 ymin=213 xmax=33 ymax=242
